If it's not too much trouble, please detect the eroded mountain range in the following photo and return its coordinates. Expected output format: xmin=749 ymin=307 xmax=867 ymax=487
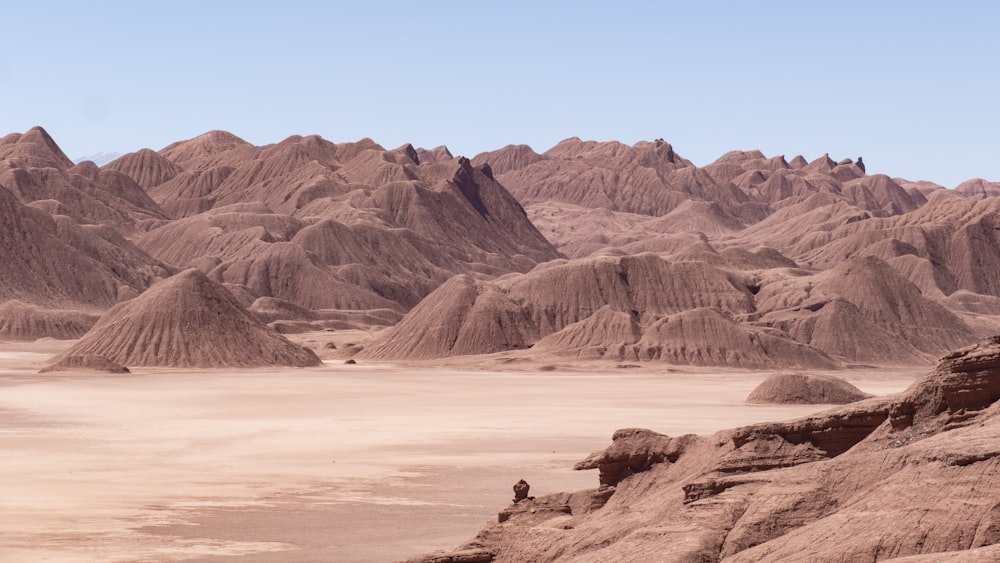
xmin=2 ymin=126 xmax=1000 ymax=368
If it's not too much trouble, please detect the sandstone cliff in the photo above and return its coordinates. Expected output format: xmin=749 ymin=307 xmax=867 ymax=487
xmin=408 ymin=337 xmax=1000 ymax=562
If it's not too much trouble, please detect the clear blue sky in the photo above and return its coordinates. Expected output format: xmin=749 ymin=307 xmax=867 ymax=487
xmin=4 ymin=1 xmax=998 ymax=187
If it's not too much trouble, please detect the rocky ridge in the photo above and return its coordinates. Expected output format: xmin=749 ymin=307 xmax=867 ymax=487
xmin=408 ymin=337 xmax=1000 ymax=562
xmin=3 ymin=127 xmax=1000 ymax=369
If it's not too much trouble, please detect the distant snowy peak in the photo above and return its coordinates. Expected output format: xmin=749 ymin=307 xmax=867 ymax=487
xmin=73 ymin=151 xmax=123 ymax=166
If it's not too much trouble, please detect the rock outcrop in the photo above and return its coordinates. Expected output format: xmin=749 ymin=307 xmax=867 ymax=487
xmin=407 ymin=337 xmax=1000 ymax=562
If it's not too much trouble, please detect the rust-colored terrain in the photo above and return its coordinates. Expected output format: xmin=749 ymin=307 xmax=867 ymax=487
xmin=4 ymin=127 xmax=999 ymax=369
xmin=2 ymin=126 xmax=1000 ymax=560
xmin=409 ymin=338 xmax=1000 ymax=562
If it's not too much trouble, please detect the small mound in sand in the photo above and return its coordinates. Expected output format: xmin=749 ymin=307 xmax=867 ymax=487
xmin=40 ymin=354 xmax=130 ymax=374
xmin=746 ymin=372 xmax=871 ymax=404
xmin=56 ymin=269 xmax=321 ymax=368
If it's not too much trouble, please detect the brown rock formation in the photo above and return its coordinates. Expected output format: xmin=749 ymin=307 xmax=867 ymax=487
xmin=361 ymin=254 xmax=838 ymax=368
xmin=512 ymin=479 xmax=530 ymax=503
xmin=409 ymin=337 xmax=1000 ymax=562
xmin=103 ymin=148 xmax=183 ymax=190
xmin=756 ymin=255 xmax=976 ymax=365
xmin=0 ymin=183 xmax=169 ymax=307
xmin=55 ymin=269 xmax=321 ymax=368
xmin=746 ymin=372 xmax=872 ymax=404
xmin=131 ymin=134 xmax=560 ymax=311
xmin=954 ymin=178 xmax=1000 ymax=200
xmin=0 ymin=126 xmax=74 ymax=169
xmin=0 ymin=300 xmax=99 ymax=340
xmin=3 ymin=126 xmax=999 ymax=374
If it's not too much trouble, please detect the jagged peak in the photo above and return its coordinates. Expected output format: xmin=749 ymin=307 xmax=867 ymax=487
xmin=415 ymin=145 xmax=454 ymax=165
xmin=0 ymin=125 xmax=74 ymax=170
xmin=392 ymin=143 xmax=420 ymax=165
xmin=811 ymin=153 xmax=836 ymax=166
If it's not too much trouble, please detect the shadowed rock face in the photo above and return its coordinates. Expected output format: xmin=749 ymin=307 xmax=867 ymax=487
xmin=574 ymin=429 xmax=698 ymax=487
xmin=405 ymin=337 xmax=1000 ymax=562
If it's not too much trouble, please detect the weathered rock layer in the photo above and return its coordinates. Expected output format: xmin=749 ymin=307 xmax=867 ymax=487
xmin=409 ymin=337 xmax=1000 ymax=562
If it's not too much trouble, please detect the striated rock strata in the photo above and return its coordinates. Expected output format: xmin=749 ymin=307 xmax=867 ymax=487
xmin=54 ymin=269 xmax=321 ymax=368
xmin=406 ymin=337 xmax=1000 ymax=562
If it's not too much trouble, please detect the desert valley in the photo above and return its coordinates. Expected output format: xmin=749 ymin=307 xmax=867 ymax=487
xmin=2 ymin=126 xmax=1000 ymax=562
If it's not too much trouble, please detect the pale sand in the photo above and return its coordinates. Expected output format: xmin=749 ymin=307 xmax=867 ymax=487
xmin=0 ymin=343 xmax=922 ymax=562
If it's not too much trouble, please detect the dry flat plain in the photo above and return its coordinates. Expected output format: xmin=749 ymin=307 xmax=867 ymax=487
xmin=0 ymin=340 xmax=920 ymax=562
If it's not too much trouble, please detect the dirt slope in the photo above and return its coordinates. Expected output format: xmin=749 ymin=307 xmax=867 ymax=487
xmin=55 ymin=269 xmax=321 ymax=368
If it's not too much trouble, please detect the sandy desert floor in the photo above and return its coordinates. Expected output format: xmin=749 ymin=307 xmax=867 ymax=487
xmin=0 ymin=340 xmax=923 ymax=562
